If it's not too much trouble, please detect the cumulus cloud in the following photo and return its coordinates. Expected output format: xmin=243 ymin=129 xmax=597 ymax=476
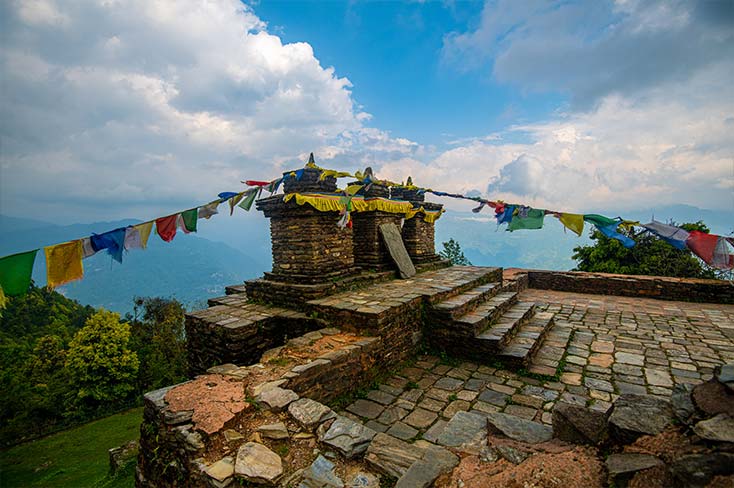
xmin=442 ymin=0 xmax=734 ymax=108
xmin=0 ymin=0 xmax=408 ymax=221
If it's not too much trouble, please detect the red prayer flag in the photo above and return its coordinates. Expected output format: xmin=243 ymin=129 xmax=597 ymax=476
xmin=155 ymin=215 xmax=178 ymax=242
xmin=685 ymin=230 xmax=718 ymax=264
xmin=244 ymin=180 xmax=270 ymax=187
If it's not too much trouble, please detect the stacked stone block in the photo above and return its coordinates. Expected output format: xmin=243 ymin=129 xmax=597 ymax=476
xmin=402 ymin=202 xmax=443 ymax=264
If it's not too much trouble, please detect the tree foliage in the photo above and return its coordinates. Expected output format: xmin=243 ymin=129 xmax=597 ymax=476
xmin=66 ymin=310 xmax=139 ymax=410
xmin=0 ymin=285 xmax=188 ymax=446
xmin=572 ymin=221 xmax=716 ymax=279
xmin=440 ymin=238 xmax=472 ymax=266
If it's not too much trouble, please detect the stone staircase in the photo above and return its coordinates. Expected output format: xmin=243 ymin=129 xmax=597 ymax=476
xmin=427 ymin=277 xmax=557 ymax=371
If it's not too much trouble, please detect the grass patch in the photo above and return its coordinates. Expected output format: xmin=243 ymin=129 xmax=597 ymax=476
xmin=0 ymin=407 xmax=143 ymax=488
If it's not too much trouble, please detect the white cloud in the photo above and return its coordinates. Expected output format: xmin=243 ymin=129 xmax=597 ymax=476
xmin=0 ymin=0 xmax=389 ymax=222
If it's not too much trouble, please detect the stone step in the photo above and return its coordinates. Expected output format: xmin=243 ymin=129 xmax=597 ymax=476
xmin=475 ymin=301 xmax=536 ymax=351
xmin=430 ymin=282 xmax=502 ymax=320
xmin=527 ymin=321 xmax=574 ymax=377
xmin=225 ymin=284 xmax=248 ymax=295
xmin=453 ymin=292 xmax=519 ymax=336
xmin=425 ymin=266 xmax=503 ymax=305
xmin=496 ymin=312 xmax=555 ymax=369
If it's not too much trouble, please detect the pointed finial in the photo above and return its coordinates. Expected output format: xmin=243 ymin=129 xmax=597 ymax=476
xmin=406 ymin=176 xmax=413 ymax=186
xmin=306 ymin=152 xmax=316 ymax=168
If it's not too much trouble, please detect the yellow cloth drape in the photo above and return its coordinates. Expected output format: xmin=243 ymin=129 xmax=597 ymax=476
xmin=134 ymin=222 xmax=154 ymax=249
xmin=319 ymin=170 xmax=354 ymax=181
xmin=45 ymin=241 xmax=84 ymax=288
xmin=284 ymin=193 xmax=417 ymax=217
xmin=558 ymin=213 xmax=584 ymax=236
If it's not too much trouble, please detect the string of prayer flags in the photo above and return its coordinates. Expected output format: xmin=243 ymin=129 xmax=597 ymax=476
xmin=90 ymin=228 xmax=126 ymax=263
xmin=507 ymin=207 xmax=545 ymax=231
xmin=198 ymin=201 xmax=220 ymax=219
xmin=156 ymin=215 xmax=178 ymax=242
xmin=643 ymin=221 xmax=690 ymax=250
xmin=45 ymin=241 xmax=84 ymax=289
xmin=0 ymin=249 xmax=38 ymax=296
xmin=265 ymin=178 xmax=283 ymax=194
xmin=557 ymin=213 xmax=585 ymax=237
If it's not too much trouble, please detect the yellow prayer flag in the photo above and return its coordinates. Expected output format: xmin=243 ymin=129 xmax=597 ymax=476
xmin=558 ymin=213 xmax=585 ymax=237
xmin=45 ymin=241 xmax=84 ymax=289
xmin=135 ymin=221 xmax=154 ymax=249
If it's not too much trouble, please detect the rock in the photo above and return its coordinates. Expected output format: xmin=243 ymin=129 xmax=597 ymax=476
xmin=479 ymin=447 xmax=500 ymax=463
xmin=257 ymin=387 xmax=299 ymax=412
xmin=163 ymin=408 xmax=194 ymax=425
xmin=252 ymin=379 xmax=288 ymax=397
xmin=670 ymin=452 xmax=734 ymax=487
xmin=319 ymin=416 xmax=377 ymax=458
xmin=347 ymin=400 xmax=384 ymax=420
xmin=257 ymin=421 xmax=289 ymax=440
xmin=108 ymin=440 xmax=138 ymax=474
xmin=235 ymin=442 xmax=283 ymax=484
xmin=395 ymin=445 xmax=459 ymax=488
xmin=606 ymin=453 xmax=663 ymax=485
xmin=224 ymin=429 xmax=245 ymax=442
xmin=365 ymin=433 xmax=425 ymax=478
xmin=671 ymin=383 xmax=696 ymax=424
xmin=299 ymin=455 xmax=344 ymax=488
xmin=289 ymin=398 xmax=337 ymax=431
xmin=692 ymin=379 xmax=734 ymax=416
xmin=693 ymin=413 xmax=734 ymax=443
xmin=345 ymin=470 xmax=380 ymax=487
xmin=486 ymin=412 xmax=553 ymax=444
xmin=436 ymin=411 xmax=488 ymax=447
xmin=609 ymin=394 xmax=674 ymax=444
xmin=206 ymin=456 xmax=235 ymax=483
xmin=715 ymin=363 xmax=734 ymax=387
xmin=496 ymin=446 xmax=530 ymax=464
xmin=552 ymin=402 xmax=609 ymax=446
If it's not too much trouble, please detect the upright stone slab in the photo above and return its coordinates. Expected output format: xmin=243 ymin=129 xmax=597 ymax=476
xmin=380 ymin=223 xmax=416 ymax=278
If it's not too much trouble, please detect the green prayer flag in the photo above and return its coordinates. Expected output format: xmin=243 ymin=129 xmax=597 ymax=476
xmin=181 ymin=208 xmax=198 ymax=232
xmin=583 ymin=214 xmax=617 ymax=228
xmin=507 ymin=208 xmax=545 ymax=231
xmin=0 ymin=249 xmax=38 ymax=296
xmin=238 ymin=189 xmax=259 ymax=211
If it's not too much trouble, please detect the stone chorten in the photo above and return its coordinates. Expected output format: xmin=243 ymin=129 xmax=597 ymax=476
xmin=393 ymin=176 xmax=443 ymax=264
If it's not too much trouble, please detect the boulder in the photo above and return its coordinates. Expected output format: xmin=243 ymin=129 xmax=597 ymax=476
xmin=552 ymin=402 xmax=609 ymax=445
xmin=365 ymin=433 xmax=424 ymax=478
xmin=235 ymin=442 xmax=283 ymax=484
xmin=692 ymin=379 xmax=734 ymax=417
xmin=319 ymin=416 xmax=377 ymax=458
xmin=670 ymin=452 xmax=734 ymax=487
xmin=693 ymin=413 xmax=734 ymax=443
xmin=435 ymin=411 xmax=487 ymax=447
xmin=671 ymin=383 xmax=696 ymax=424
xmin=486 ymin=412 xmax=553 ymax=444
xmin=609 ymin=394 xmax=674 ymax=444
xmin=299 ymin=455 xmax=344 ymax=488
xmin=257 ymin=421 xmax=289 ymax=440
xmin=606 ymin=453 xmax=663 ymax=485
xmin=288 ymin=398 xmax=337 ymax=431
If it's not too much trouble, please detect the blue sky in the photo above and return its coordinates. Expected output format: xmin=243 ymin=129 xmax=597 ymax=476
xmin=0 ymin=0 xmax=732 ymax=225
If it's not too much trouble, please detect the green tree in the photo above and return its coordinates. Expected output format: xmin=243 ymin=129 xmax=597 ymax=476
xmin=129 ymin=297 xmax=188 ymax=392
xmin=440 ymin=238 xmax=472 ymax=266
xmin=572 ymin=221 xmax=716 ymax=279
xmin=65 ymin=310 xmax=139 ymax=413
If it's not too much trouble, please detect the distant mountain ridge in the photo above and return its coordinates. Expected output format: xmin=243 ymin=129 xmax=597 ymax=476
xmin=0 ymin=215 xmax=269 ymax=314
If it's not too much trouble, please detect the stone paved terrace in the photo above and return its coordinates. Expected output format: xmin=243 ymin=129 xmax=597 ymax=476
xmin=339 ymin=288 xmax=734 ymax=441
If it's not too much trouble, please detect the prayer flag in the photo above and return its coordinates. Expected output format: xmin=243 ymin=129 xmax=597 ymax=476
xmin=0 ymin=249 xmax=38 ymax=296
xmin=229 ymin=193 xmax=245 ymax=215
xmin=507 ymin=207 xmax=545 ymax=231
xmin=558 ymin=213 xmax=584 ymax=236
xmin=156 ymin=215 xmax=178 ymax=242
xmin=244 ymin=180 xmax=269 ymax=187
xmin=584 ymin=214 xmax=617 ymax=228
xmin=685 ymin=231 xmax=729 ymax=267
xmin=198 ymin=201 xmax=220 ymax=219
xmin=238 ymin=188 xmax=259 ymax=211
xmin=496 ymin=204 xmax=516 ymax=225
xmin=81 ymin=238 xmax=97 ymax=258
xmin=218 ymin=192 xmax=238 ymax=200
xmin=45 ymin=241 xmax=84 ymax=288
xmin=90 ymin=228 xmax=126 ymax=263
xmin=181 ymin=209 xmax=198 ymax=232
xmin=643 ymin=221 xmax=690 ymax=250
xmin=598 ymin=222 xmax=635 ymax=248
xmin=134 ymin=222 xmax=153 ymax=249
xmin=123 ymin=226 xmax=143 ymax=251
